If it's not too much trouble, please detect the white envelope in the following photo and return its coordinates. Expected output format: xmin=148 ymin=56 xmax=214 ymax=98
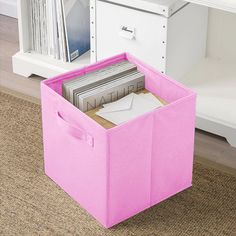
xmin=139 ymin=93 xmax=164 ymax=107
xmin=96 ymin=93 xmax=160 ymax=125
xmin=103 ymin=92 xmax=163 ymax=108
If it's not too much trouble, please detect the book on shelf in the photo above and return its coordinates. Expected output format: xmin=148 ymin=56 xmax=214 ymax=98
xmin=29 ymin=0 xmax=90 ymax=62
xmin=62 ymin=0 xmax=90 ymax=62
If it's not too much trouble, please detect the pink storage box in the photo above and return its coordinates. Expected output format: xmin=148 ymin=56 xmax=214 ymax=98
xmin=41 ymin=53 xmax=196 ymax=228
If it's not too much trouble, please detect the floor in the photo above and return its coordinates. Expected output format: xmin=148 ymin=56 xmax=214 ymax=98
xmin=0 ymin=15 xmax=41 ymax=98
xmin=0 ymin=14 xmax=236 ymax=175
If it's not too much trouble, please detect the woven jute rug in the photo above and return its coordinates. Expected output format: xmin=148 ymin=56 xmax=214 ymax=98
xmin=0 ymin=91 xmax=236 ymax=236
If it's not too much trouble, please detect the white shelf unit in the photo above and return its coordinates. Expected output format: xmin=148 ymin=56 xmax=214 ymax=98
xmin=13 ymin=0 xmax=236 ymax=147
xmin=12 ymin=0 xmax=94 ymax=78
xmin=179 ymin=7 xmax=236 ymax=147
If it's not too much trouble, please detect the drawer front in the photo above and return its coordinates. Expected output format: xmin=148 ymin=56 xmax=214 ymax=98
xmin=96 ymin=0 xmax=168 ymax=73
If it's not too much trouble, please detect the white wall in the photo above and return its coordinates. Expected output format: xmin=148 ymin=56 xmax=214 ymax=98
xmin=0 ymin=0 xmax=17 ymax=18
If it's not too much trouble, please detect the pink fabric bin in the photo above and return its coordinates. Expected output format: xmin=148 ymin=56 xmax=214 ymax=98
xmin=41 ymin=53 xmax=196 ymax=228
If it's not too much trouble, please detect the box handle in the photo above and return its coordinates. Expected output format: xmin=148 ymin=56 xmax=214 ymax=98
xmin=56 ymin=111 xmax=94 ymax=147
xmin=119 ymin=26 xmax=135 ymax=40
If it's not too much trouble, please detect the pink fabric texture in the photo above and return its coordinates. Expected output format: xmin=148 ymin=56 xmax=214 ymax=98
xmin=41 ymin=53 xmax=196 ymax=228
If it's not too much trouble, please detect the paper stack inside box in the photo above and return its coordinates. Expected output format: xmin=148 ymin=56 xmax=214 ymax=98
xmin=62 ymin=60 xmax=145 ymax=112
xmin=62 ymin=59 xmax=165 ymax=127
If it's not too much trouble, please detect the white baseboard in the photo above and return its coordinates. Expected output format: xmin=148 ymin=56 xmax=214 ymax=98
xmin=0 ymin=0 xmax=17 ymax=18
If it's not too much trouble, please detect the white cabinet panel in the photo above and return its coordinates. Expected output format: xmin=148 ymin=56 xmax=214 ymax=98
xmin=96 ymin=0 xmax=167 ymax=73
xmin=207 ymin=9 xmax=236 ymax=63
xmin=96 ymin=1 xmax=208 ymax=80
xmin=166 ymin=3 xmax=208 ymax=80
xmin=101 ymin=0 xmax=187 ymax=17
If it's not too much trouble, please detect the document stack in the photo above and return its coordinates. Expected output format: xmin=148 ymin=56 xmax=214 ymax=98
xmin=62 ymin=61 xmax=145 ymax=112
xmin=62 ymin=60 xmax=165 ymax=125
xmin=29 ymin=0 xmax=90 ymax=62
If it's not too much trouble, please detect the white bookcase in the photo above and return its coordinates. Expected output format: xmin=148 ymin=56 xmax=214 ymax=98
xmin=12 ymin=0 xmax=95 ymax=78
xmin=12 ymin=0 xmax=236 ymax=147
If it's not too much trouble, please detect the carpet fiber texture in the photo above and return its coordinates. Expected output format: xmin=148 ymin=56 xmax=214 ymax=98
xmin=0 ymin=91 xmax=236 ymax=236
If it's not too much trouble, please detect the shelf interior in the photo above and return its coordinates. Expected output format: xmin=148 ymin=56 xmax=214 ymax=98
xmin=180 ymin=57 xmax=236 ymax=128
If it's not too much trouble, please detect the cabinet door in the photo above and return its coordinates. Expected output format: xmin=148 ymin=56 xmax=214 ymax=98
xmin=96 ymin=0 xmax=167 ymax=73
